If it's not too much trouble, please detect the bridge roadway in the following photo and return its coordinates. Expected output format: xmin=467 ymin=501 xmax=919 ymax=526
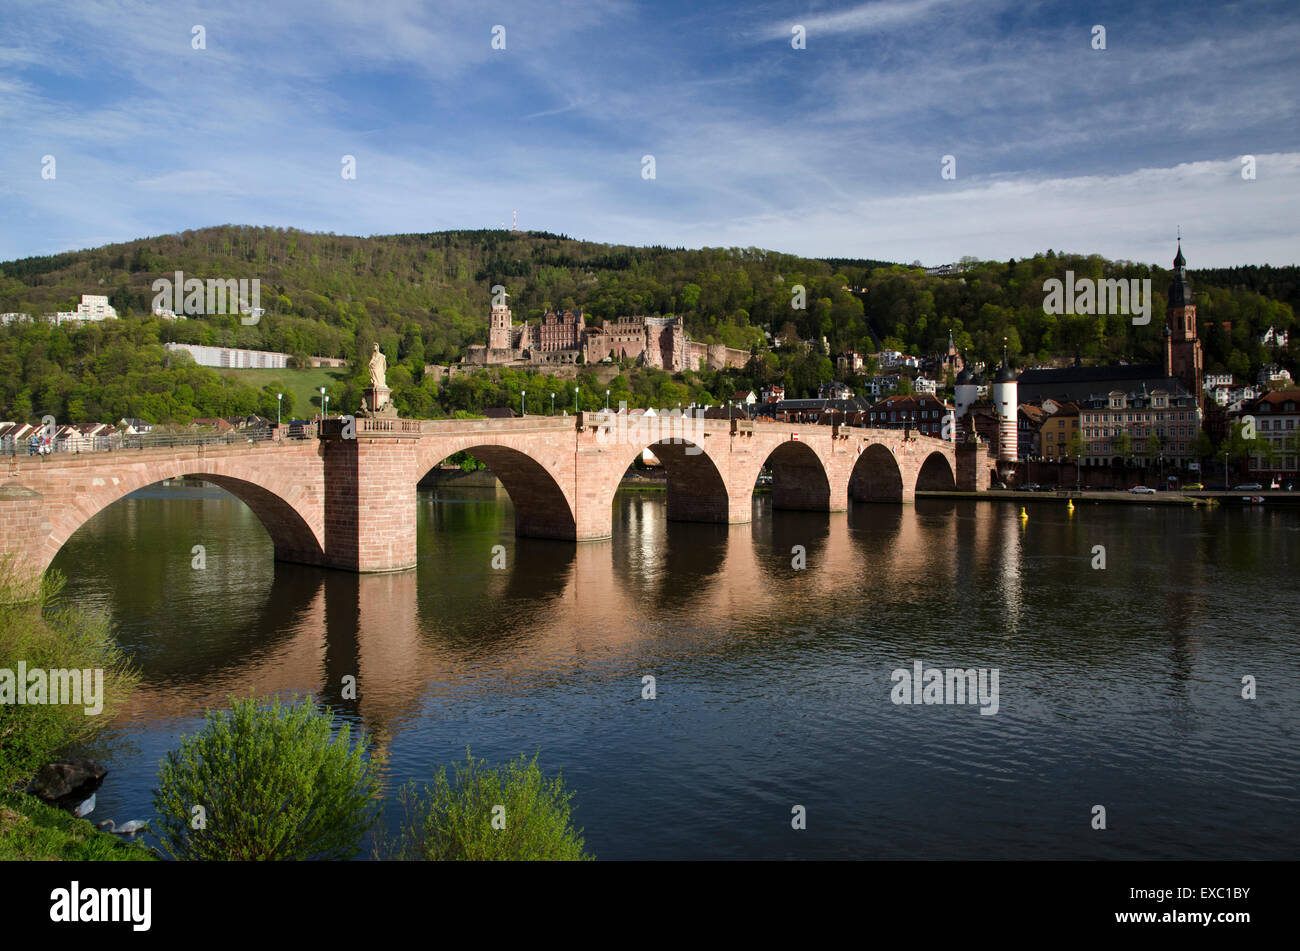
xmin=0 ymin=413 xmax=967 ymax=576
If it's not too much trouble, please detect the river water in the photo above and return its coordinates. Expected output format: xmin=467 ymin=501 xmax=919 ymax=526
xmin=50 ymin=485 xmax=1299 ymax=859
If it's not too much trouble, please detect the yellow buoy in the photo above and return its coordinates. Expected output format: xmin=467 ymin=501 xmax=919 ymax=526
xmin=1019 ymin=506 xmax=1028 ymax=520
xmin=1067 ymin=499 xmax=1075 ymax=514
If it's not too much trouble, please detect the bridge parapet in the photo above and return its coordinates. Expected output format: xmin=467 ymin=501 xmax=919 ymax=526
xmin=415 ymin=416 xmax=576 ymax=434
xmin=319 ymin=417 xmax=425 ymax=437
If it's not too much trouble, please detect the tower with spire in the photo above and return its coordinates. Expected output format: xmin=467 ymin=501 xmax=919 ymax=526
xmin=1163 ymin=238 xmax=1203 ymax=411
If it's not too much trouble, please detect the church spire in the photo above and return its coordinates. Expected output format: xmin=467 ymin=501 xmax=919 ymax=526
xmin=1169 ymin=237 xmax=1192 ymax=308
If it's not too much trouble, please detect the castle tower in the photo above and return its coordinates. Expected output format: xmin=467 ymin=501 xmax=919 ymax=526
xmin=1164 ymin=240 xmax=1203 ymax=410
xmin=489 ymin=294 xmax=512 ymax=351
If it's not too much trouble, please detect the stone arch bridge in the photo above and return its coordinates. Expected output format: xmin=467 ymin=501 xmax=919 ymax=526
xmin=0 ymin=414 xmax=969 ymax=577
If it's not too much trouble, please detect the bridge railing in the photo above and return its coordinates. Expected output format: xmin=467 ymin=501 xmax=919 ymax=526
xmin=319 ymin=417 xmax=425 ymax=437
xmin=1 ymin=427 xmax=283 ymax=456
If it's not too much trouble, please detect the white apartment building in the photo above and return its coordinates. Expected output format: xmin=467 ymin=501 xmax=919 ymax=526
xmin=76 ymin=294 xmax=117 ymax=320
xmin=164 ymin=342 xmax=289 ymax=369
xmin=42 ymin=294 xmax=119 ymax=326
xmin=876 ymin=349 xmax=922 ymax=370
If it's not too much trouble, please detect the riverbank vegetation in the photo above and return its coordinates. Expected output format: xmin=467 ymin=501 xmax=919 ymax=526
xmin=152 ymin=696 xmax=382 ymax=860
xmin=150 ymin=698 xmax=590 ymax=861
xmin=384 ymin=750 xmax=592 ymax=861
xmin=0 ymin=788 xmax=153 ymax=860
xmin=0 ymin=562 xmax=139 ymax=791
xmin=0 ymin=561 xmax=143 ymax=860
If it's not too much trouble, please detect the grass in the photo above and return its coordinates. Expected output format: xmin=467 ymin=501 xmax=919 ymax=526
xmin=215 ymin=366 xmax=350 ymax=417
xmin=0 ymin=790 xmax=155 ymax=861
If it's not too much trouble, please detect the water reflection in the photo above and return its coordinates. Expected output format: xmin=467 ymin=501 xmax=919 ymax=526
xmin=47 ymin=484 xmax=1300 ymax=859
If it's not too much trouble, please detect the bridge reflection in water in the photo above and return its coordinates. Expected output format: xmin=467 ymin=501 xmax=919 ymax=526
xmin=86 ymin=488 xmax=1064 ymax=742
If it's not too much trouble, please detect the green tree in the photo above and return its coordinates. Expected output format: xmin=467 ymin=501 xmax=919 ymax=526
xmin=1192 ymin=429 xmax=1216 ymax=463
xmin=1144 ymin=431 xmax=1164 ymax=467
xmin=0 ymin=563 xmax=139 ymax=789
xmin=384 ymin=750 xmax=591 ymax=861
xmin=152 ymin=696 xmax=382 ymax=860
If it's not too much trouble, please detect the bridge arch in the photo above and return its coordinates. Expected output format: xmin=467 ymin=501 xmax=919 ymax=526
xmin=588 ymin=429 xmax=738 ymax=528
xmin=848 ymin=443 xmax=905 ymax=502
xmin=12 ymin=452 xmax=327 ymax=578
xmin=416 ymin=442 xmax=577 ymax=540
xmin=916 ymin=450 xmax=957 ymax=492
xmin=632 ymin=438 xmax=732 ymax=523
xmin=764 ymin=440 xmax=832 ymax=511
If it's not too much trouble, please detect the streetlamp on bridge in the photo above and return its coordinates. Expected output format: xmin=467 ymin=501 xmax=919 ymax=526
xmin=574 ymin=387 xmax=579 ymax=413
xmin=521 ymin=389 xmax=526 ymax=418
xmin=605 ymin=389 xmax=610 ymax=411
xmin=319 ymin=387 xmax=327 ymax=421
xmin=277 ymin=392 xmax=282 ymax=426
xmin=551 ymin=392 xmax=555 ymax=416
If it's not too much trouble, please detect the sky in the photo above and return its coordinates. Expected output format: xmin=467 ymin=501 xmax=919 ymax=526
xmin=1 ymin=0 xmax=1298 ymax=267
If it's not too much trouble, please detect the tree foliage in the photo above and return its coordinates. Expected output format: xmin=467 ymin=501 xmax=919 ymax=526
xmin=384 ymin=750 xmax=591 ymax=861
xmin=2 ymin=229 xmax=1294 ymax=420
xmin=0 ymin=562 xmax=139 ymax=790
xmin=151 ymin=695 xmax=382 ymax=861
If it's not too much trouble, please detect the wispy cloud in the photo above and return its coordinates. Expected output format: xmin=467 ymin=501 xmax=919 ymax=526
xmin=0 ymin=0 xmax=1295 ymax=266
xmin=759 ymin=0 xmax=975 ymax=41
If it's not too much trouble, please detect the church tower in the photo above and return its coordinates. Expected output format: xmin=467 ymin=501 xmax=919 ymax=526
xmin=1164 ymin=240 xmax=1203 ymax=408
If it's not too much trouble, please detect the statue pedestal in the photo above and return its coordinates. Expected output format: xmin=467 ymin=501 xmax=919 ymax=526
xmin=358 ymin=386 xmax=397 ymax=418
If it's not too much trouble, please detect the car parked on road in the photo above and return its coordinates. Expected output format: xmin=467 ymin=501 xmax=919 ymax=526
xmin=1128 ymin=485 xmax=1156 ymax=494
xmin=1183 ymin=482 xmax=1204 ymax=490
xmin=1234 ymin=483 xmax=1264 ymax=491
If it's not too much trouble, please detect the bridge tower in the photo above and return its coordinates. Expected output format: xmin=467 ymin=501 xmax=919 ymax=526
xmin=954 ymin=365 xmax=979 ymax=435
xmin=992 ymin=345 xmax=1018 ymax=483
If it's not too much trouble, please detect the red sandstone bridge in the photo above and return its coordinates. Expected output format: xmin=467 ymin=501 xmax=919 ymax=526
xmin=0 ymin=414 xmax=972 ymax=576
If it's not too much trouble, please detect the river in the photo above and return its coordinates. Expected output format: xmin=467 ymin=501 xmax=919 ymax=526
xmin=49 ymin=484 xmax=1300 ymax=859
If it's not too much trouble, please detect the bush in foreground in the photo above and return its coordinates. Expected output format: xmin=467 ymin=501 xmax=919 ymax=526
xmin=0 ymin=561 xmax=139 ymax=791
xmin=152 ymin=696 xmax=381 ymax=860
xmin=386 ymin=750 xmax=591 ymax=861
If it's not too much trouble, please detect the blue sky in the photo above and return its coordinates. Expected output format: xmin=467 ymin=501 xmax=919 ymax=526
xmin=1 ymin=0 xmax=1297 ymax=266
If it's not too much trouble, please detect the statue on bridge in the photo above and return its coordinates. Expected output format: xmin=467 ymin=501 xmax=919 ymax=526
xmin=368 ymin=343 xmax=387 ymax=390
xmin=359 ymin=343 xmax=397 ymax=417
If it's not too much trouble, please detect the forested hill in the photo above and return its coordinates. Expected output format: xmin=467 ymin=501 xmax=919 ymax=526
xmin=2 ymin=225 xmax=1296 ymax=369
xmin=0 ymin=226 xmax=896 ymax=365
xmin=0 ymin=226 xmax=1295 ymax=425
